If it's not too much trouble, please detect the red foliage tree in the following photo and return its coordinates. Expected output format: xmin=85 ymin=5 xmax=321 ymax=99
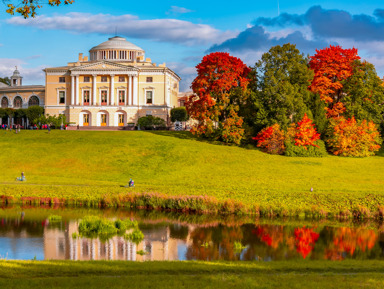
xmin=293 ymin=114 xmax=320 ymax=149
xmin=186 ymin=52 xmax=250 ymax=144
xmin=253 ymin=124 xmax=285 ymax=154
xmin=309 ymin=45 xmax=360 ymax=118
xmin=326 ymin=116 xmax=382 ymax=157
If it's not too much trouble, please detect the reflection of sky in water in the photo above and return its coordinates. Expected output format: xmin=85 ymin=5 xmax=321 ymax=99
xmin=0 ymin=238 xmax=44 ymax=260
xmin=177 ymin=241 xmax=187 ymax=261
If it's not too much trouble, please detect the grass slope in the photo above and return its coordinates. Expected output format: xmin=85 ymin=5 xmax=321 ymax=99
xmin=0 ymin=260 xmax=383 ymax=288
xmin=0 ymin=130 xmax=383 ymax=216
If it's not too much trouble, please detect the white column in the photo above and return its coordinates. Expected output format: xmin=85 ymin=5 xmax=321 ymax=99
xmin=71 ymin=76 xmax=75 ymax=105
xmin=93 ymin=75 xmax=97 ymax=106
xmin=133 ymin=75 xmax=138 ymax=106
xmin=75 ymin=75 xmax=79 ymax=105
xmin=110 ymin=75 xmax=115 ymax=106
xmin=128 ymin=75 xmax=132 ymax=106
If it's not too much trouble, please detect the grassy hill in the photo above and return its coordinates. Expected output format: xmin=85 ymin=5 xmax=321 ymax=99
xmin=0 ymin=130 xmax=383 ymax=216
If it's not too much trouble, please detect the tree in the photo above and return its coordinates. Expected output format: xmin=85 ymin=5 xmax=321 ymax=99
xmin=326 ymin=117 xmax=382 ymax=157
xmin=25 ymin=105 xmax=44 ymax=124
xmin=309 ymin=45 xmax=361 ymax=118
xmin=292 ymin=113 xmax=320 ymax=148
xmin=253 ymin=123 xmax=286 ymax=155
xmin=0 ymin=77 xmax=10 ymax=86
xmin=186 ymin=52 xmax=250 ymax=145
xmin=4 ymin=0 xmax=74 ymax=18
xmin=245 ymin=44 xmax=314 ymax=135
xmin=170 ymin=107 xmax=189 ymax=122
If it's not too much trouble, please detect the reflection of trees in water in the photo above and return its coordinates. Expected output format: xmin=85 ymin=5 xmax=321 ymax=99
xmin=186 ymin=226 xmax=244 ymax=261
xmin=0 ymin=218 xmax=45 ymax=237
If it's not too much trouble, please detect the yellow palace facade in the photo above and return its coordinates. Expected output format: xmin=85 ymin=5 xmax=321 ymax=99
xmin=0 ymin=36 xmax=181 ymax=128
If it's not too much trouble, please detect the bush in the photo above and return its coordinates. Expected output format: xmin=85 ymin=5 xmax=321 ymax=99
xmin=171 ymin=107 xmax=188 ymax=122
xmin=326 ymin=117 xmax=382 ymax=157
xmin=285 ymin=140 xmax=328 ymax=157
xmin=253 ymin=124 xmax=285 ymax=154
xmin=26 ymin=106 xmax=44 ymax=124
xmin=137 ymin=116 xmax=166 ymax=130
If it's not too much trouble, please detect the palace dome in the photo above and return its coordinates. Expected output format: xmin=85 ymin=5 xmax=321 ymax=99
xmin=90 ymin=36 xmax=144 ymax=52
xmin=89 ymin=36 xmax=145 ymax=61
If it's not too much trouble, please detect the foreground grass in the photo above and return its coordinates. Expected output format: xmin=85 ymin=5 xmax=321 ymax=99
xmin=0 ymin=260 xmax=383 ymax=288
xmin=0 ymin=130 xmax=384 ymax=217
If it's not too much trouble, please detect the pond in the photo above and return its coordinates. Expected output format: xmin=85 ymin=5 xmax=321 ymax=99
xmin=0 ymin=206 xmax=383 ymax=261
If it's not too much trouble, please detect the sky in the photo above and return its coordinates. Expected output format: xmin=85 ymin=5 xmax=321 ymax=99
xmin=1 ymin=0 xmax=384 ymax=91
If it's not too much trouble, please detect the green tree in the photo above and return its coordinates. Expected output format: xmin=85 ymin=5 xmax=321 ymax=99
xmin=245 ymin=44 xmax=315 ymax=136
xmin=4 ymin=0 xmax=74 ymax=18
xmin=0 ymin=77 xmax=10 ymax=86
xmin=25 ymin=105 xmax=44 ymax=124
xmin=342 ymin=60 xmax=384 ymax=130
xmin=170 ymin=107 xmax=189 ymax=122
xmin=137 ymin=116 xmax=166 ymax=130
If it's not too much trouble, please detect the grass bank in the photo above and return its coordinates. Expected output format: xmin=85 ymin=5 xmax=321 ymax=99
xmin=0 ymin=260 xmax=383 ymax=288
xmin=0 ymin=130 xmax=384 ymax=218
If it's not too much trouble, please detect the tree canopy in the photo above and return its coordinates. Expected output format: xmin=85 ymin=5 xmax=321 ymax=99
xmin=3 ymin=0 xmax=74 ymax=18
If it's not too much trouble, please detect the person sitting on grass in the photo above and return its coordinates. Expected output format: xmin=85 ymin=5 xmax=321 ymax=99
xmin=129 ymin=178 xmax=134 ymax=187
xmin=16 ymin=172 xmax=26 ymax=181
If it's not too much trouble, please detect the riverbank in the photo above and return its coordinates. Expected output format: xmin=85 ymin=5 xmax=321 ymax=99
xmin=0 ymin=260 xmax=383 ymax=288
xmin=1 ymin=130 xmax=384 ymax=219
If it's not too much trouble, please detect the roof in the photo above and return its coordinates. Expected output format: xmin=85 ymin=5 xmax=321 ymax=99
xmin=0 ymin=85 xmax=45 ymax=93
xmin=89 ymin=36 xmax=144 ymax=52
xmin=0 ymin=82 xmax=9 ymax=88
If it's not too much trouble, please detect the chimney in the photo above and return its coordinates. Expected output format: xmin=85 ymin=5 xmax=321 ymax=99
xmin=78 ymin=53 xmax=83 ymax=61
xmin=83 ymin=56 xmax=89 ymax=61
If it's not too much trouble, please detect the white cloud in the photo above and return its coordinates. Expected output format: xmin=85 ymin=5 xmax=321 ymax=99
xmin=168 ymin=6 xmax=193 ymax=14
xmin=0 ymin=58 xmax=45 ymax=84
xmin=7 ymin=13 xmax=235 ymax=46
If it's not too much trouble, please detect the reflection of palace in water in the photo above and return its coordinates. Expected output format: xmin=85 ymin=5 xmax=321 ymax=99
xmin=44 ymin=221 xmax=186 ymax=261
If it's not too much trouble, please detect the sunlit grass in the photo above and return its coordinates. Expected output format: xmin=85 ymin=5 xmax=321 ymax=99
xmin=0 ymin=130 xmax=384 ymax=215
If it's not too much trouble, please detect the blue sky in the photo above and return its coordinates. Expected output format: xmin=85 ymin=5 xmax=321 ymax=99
xmin=1 ymin=1 xmax=384 ymax=91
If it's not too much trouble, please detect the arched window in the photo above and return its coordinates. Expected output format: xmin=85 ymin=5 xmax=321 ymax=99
xmin=1 ymin=97 xmax=8 ymax=108
xmin=28 ymin=95 xmax=39 ymax=107
xmin=13 ymin=96 xmax=22 ymax=108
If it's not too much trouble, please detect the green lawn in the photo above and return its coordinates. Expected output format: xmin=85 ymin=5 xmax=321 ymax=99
xmin=0 ymin=260 xmax=383 ymax=288
xmin=0 ymin=130 xmax=383 ymax=216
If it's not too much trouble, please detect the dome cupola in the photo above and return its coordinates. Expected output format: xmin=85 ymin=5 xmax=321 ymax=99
xmin=89 ymin=36 xmax=145 ymax=62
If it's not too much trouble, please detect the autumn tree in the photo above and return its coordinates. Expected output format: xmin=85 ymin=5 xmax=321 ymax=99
xmin=326 ymin=117 xmax=382 ymax=157
xmin=309 ymin=45 xmax=361 ymax=118
xmin=3 ymin=0 xmax=74 ymax=18
xmin=245 ymin=44 xmax=315 ymax=135
xmin=186 ymin=52 xmax=250 ymax=145
xmin=252 ymin=123 xmax=285 ymax=155
xmin=291 ymin=113 xmax=320 ymax=148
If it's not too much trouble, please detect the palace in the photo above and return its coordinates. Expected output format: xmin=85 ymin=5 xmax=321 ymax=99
xmin=0 ymin=36 xmax=181 ymax=128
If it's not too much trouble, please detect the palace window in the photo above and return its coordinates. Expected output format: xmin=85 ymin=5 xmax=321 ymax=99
xmin=146 ymin=91 xmax=153 ymax=104
xmin=83 ymin=90 xmax=90 ymax=105
xmin=118 ymin=90 xmax=125 ymax=105
xmin=146 ymin=77 xmax=153 ymax=83
xmin=59 ymin=91 xmax=65 ymax=104
xmin=84 ymin=76 xmax=90 ymax=82
xmin=101 ymin=76 xmax=108 ymax=82
xmin=101 ymin=90 xmax=108 ymax=105
xmin=1 ymin=97 xmax=8 ymax=108
xmin=59 ymin=77 xmax=66 ymax=83
xmin=28 ymin=95 xmax=39 ymax=107
xmin=118 ymin=76 xmax=125 ymax=82
xmin=13 ymin=96 xmax=22 ymax=108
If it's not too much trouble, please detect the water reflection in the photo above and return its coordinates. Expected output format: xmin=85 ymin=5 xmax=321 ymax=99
xmin=0 ymin=211 xmax=384 ymax=261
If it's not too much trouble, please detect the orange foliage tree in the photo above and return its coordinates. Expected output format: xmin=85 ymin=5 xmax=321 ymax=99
xmin=186 ymin=52 xmax=250 ymax=145
xmin=309 ymin=45 xmax=360 ymax=118
xmin=326 ymin=116 xmax=382 ymax=157
xmin=5 ymin=0 xmax=74 ymax=18
xmin=252 ymin=123 xmax=285 ymax=154
xmin=290 ymin=113 xmax=320 ymax=149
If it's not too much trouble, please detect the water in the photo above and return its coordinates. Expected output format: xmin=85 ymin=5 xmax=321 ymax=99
xmin=0 ymin=206 xmax=383 ymax=261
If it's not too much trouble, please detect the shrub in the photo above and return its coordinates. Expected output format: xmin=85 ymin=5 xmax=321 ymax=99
xmin=170 ymin=107 xmax=189 ymax=122
xmin=285 ymin=139 xmax=328 ymax=157
xmin=326 ymin=117 xmax=382 ymax=157
xmin=253 ymin=124 xmax=285 ymax=154
xmin=137 ymin=116 xmax=166 ymax=130
xmin=292 ymin=113 xmax=321 ymax=148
